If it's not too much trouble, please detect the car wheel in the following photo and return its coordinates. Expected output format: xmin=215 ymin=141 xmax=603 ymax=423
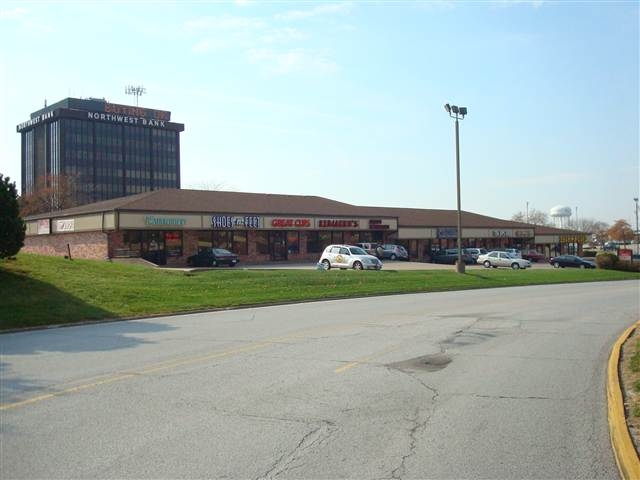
xmin=322 ymin=259 xmax=331 ymax=270
xmin=353 ymin=261 xmax=363 ymax=270
xmin=390 ymin=254 xmax=397 ymax=260
xmin=511 ymin=263 xmax=520 ymax=270
xmin=483 ymin=261 xmax=491 ymax=268
xmin=553 ymin=262 xmax=560 ymax=268
xmin=579 ymin=264 xmax=585 ymax=269
xmin=211 ymin=260 xmax=217 ymax=267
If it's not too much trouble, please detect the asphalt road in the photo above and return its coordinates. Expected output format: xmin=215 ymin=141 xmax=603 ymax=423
xmin=1 ymin=280 xmax=639 ymax=479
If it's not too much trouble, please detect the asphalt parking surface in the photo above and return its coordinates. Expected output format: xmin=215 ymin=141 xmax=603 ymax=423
xmin=241 ymin=260 xmax=556 ymax=270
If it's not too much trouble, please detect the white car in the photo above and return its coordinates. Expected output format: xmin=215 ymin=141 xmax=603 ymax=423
xmin=319 ymin=245 xmax=383 ymax=270
xmin=477 ymin=251 xmax=531 ymax=270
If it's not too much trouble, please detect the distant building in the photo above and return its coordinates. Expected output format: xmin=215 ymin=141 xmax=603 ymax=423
xmin=17 ymin=97 xmax=185 ymax=206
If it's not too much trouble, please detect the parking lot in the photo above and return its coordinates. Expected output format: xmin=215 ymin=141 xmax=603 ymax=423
xmin=242 ymin=259 xmax=557 ymax=270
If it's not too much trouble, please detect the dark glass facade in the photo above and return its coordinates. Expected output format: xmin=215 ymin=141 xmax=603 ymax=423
xmin=17 ymin=97 xmax=184 ymax=206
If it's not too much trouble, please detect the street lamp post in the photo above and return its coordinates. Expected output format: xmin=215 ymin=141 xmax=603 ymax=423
xmin=634 ymin=197 xmax=639 ymax=260
xmin=444 ymin=103 xmax=468 ymax=274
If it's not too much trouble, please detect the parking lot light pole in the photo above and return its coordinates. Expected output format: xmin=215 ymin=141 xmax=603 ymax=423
xmin=635 ymin=197 xmax=639 ymax=260
xmin=444 ymin=103 xmax=468 ymax=273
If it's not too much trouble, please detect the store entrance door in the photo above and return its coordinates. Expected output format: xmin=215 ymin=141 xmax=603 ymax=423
xmin=270 ymin=231 xmax=288 ymax=261
xmin=141 ymin=231 xmax=167 ymax=265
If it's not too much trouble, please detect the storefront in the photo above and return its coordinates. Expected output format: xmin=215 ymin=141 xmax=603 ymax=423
xmin=22 ymin=189 xmax=585 ymax=265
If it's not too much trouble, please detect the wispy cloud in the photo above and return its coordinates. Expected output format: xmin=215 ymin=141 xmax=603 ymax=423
xmin=0 ymin=7 xmax=28 ymax=20
xmin=184 ymin=15 xmax=265 ymax=31
xmin=275 ymin=2 xmax=353 ymax=21
xmin=500 ymin=172 xmax=590 ymax=187
xmin=247 ymin=48 xmax=338 ymax=75
xmin=491 ymin=0 xmax=545 ymax=9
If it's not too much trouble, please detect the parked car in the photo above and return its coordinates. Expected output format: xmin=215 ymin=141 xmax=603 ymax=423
xmin=463 ymin=248 xmax=488 ymax=262
xmin=549 ymin=255 xmax=596 ymax=269
xmin=319 ymin=245 xmax=383 ymax=270
xmin=478 ymin=251 xmax=531 ymax=269
xmin=521 ymin=250 xmax=545 ymax=262
xmin=503 ymin=248 xmax=522 ymax=258
xmin=355 ymin=242 xmax=382 ymax=257
xmin=432 ymin=249 xmax=476 ymax=265
xmin=379 ymin=244 xmax=409 ymax=261
xmin=187 ymin=248 xmax=239 ymax=267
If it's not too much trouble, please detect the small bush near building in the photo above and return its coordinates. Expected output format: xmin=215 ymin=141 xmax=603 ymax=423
xmin=596 ymin=252 xmax=618 ymax=269
xmin=615 ymin=259 xmax=640 ymax=272
xmin=596 ymin=252 xmax=640 ymax=272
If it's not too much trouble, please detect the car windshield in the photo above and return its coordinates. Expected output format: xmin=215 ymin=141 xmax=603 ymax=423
xmin=349 ymin=247 xmax=368 ymax=255
xmin=213 ymin=248 xmax=232 ymax=255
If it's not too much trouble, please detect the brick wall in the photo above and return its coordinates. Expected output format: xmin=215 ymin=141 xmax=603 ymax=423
xmin=24 ymin=232 xmax=109 ymax=260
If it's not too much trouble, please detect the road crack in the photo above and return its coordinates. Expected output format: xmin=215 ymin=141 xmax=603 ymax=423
xmin=385 ymin=366 xmax=439 ymax=480
xmin=258 ymin=420 xmax=336 ymax=479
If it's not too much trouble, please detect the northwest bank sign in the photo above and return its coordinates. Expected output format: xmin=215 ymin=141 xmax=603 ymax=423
xmin=17 ymin=102 xmax=172 ymax=131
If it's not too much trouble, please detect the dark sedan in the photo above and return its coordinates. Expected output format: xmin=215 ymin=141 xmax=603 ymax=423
xmin=549 ymin=255 xmax=596 ymax=269
xmin=187 ymin=248 xmax=239 ymax=267
xmin=431 ymin=249 xmax=476 ymax=265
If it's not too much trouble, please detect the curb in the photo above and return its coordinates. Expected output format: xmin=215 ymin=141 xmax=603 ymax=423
xmin=608 ymin=320 xmax=640 ymax=480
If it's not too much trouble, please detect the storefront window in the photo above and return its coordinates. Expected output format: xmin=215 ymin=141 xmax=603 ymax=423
xmin=331 ymin=231 xmax=344 ymax=244
xmin=124 ymin=231 xmax=142 ymax=256
xmin=287 ymin=232 xmax=299 ymax=254
xmin=255 ymin=231 xmax=269 ymax=254
xmin=319 ymin=232 xmax=332 ymax=250
xmin=164 ymin=231 xmax=183 ymax=257
xmin=197 ymin=231 xmax=213 ymax=252
xmin=233 ymin=231 xmax=248 ymax=255
xmin=306 ymin=232 xmax=322 ymax=254
xmin=213 ymin=230 xmax=232 ymax=250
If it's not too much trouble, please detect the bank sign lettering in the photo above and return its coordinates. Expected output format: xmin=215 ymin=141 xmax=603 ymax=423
xmin=212 ymin=215 xmax=260 ymax=229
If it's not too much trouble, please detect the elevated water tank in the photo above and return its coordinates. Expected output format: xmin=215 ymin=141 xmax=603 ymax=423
xmin=550 ymin=205 xmax=572 ymax=228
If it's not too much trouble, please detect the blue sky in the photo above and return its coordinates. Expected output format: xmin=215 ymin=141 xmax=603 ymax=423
xmin=1 ymin=1 xmax=638 ymax=226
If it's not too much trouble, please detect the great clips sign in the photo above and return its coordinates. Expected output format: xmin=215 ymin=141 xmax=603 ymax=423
xmin=271 ymin=218 xmax=312 ymax=228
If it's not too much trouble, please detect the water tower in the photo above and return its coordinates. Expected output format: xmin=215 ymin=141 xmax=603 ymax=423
xmin=550 ymin=205 xmax=572 ymax=228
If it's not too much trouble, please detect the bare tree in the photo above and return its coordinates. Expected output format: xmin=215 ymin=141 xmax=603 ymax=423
xmin=511 ymin=208 xmax=550 ymax=226
xmin=19 ymin=174 xmax=80 ymax=216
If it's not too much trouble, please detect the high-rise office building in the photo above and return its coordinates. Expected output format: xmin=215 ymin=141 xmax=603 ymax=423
xmin=17 ymin=97 xmax=185 ymax=206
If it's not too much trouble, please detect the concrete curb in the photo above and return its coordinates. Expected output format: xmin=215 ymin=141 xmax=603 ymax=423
xmin=608 ymin=320 xmax=640 ymax=480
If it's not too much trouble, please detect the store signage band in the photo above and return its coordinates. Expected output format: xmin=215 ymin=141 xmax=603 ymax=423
xmin=271 ymin=218 xmax=311 ymax=228
xmin=318 ymin=219 xmax=359 ymax=228
xmin=437 ymin=228 xmax=457 ymax=239
xmin=145 ymin=216 xmax=187 ymax=226
xmin=56 ymin=219 xmax=75 ymax=232
xmin=212 ymin=215 xmax=260 ymax=229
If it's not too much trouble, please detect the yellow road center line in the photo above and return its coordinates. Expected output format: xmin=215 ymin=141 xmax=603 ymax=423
xmin=1 ymin=323 xmax=363 ymax=411
xmin=334 ymin=343 xmax=403 ymax=374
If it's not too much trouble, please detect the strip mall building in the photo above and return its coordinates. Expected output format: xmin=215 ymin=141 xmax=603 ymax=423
xmin=22 ymin=188 xmax=586 ymax=265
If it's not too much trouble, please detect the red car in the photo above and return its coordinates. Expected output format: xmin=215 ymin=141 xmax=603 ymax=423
xmin=521 ymin=250 xmax=545 ymax=262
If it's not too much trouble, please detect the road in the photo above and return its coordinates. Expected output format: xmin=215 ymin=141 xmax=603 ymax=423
xmin=1 ymin=281 xmax=639 ymax=479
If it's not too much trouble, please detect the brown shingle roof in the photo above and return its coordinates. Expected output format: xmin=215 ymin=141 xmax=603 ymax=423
xmin=25 ymin=188 xmax=578 ymax=232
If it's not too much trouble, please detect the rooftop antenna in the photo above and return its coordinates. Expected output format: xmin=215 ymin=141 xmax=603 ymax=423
xmin=125 ymin=85 xmax=146 ymax=106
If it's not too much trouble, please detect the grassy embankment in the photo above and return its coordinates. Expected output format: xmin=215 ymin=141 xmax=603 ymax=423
xmin=1 ymin=253 xmax=638 ymax=331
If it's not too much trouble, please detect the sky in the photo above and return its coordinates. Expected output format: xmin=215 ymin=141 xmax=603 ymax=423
xmin=0 ymin=0 xmax=638 ymax=227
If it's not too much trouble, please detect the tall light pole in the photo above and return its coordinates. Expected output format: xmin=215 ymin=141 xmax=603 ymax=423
xmin=526 ymin=201 xmax=529 ymax=223
xmin=444 ymin=103 xmax=468 ymax=273
xmin=634 ymin=197 xmax=639 ymax=259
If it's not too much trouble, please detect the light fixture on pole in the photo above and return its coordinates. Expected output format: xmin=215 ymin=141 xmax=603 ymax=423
xmin=444 ymin=103 xmax=468 ymax=273
xmin=125 ymin=85 xmax=146 ymax=106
